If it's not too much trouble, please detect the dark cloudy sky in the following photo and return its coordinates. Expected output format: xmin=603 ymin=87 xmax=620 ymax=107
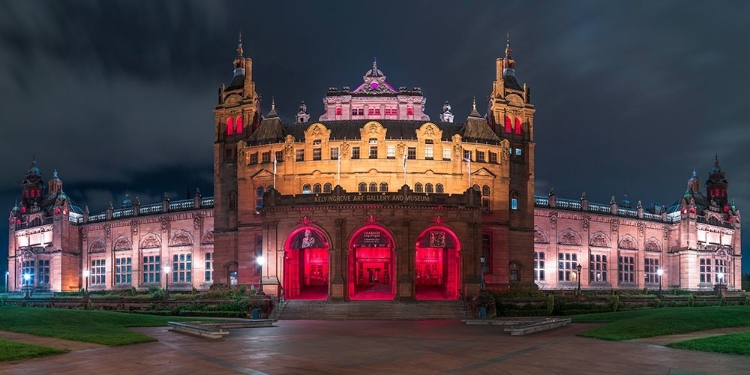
xmin=1 ymin=1 xmax=749 ymax=273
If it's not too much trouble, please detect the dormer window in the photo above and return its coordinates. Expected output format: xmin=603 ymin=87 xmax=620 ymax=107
xmin=313 ymin=139 xmax=322 ymax=146
xmin=369 ymin=138 xmax=378 ymax=145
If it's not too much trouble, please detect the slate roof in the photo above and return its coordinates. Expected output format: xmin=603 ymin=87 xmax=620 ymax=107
xmin=226 ymin=74 xmax=245 ymax=91
xmin=504 ymin=74 xmax=523 ymax=91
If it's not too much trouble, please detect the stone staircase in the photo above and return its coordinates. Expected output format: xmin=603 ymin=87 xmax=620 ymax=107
xmin=275 ymin=300 xmax=467 ymax=320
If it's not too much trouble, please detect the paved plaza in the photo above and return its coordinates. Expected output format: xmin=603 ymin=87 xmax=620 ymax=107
xmin=1 ymin=320 xmax=749 ymax=374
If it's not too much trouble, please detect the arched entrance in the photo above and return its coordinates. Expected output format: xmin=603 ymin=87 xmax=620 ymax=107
xmin=348 ymin=225 xmax=396 ymax=300
xmin=284 ymin=227 xmax=330 ymax=300
xmin=415 ymin=226 xmax=461 ymax=300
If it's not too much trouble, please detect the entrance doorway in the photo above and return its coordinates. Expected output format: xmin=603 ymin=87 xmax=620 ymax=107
xmin=415 ymin=228 xmax=460 ymax=300
xmin=348 ymin=226 xmax=395 ymax=300
xmin=284 ymin=228 xmax=329 ymax=300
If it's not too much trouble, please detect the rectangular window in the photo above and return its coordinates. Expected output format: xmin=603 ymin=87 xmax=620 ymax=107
xmin=313 ymin=148 xmax=322 ymax=160
xmin=205 ymin=253 xmax=213 ymax=282
xmin=91 ymin=259 xmax=106 ymax=285
xmin=387 ymin=145 xmax=396 ymax=159
xmin=330 ymin=147 xmax=339 ymax=160
xmin=515 ymin=148 xmax=522 ymax=156
xmin=22 ymin=260 xmax=35 ymax=286
xmin=534 ymin=252 xmax=545 ymax=281
xmin=335 ymin=107 xmax=342 ymax=115
xmin=37 ymin=260 xmax=50 ymax=285
xmin=296 ymin=149 xmax=304 ymax=162
xmin=407 ymin=107 xmax=414 ymax=115
xmin=369 ymin=138 xmax=378 ymax=145
xmin=464 ymin=150 xmax=472 ymax=161
xmin=511 ymin=198 xmax=518 ymax=210
xmin=589 ymin=254 xmax=608 ymax=282
xmin=425 ymin=146 xmax=433 ymax=160
xmin=274 ymin=151 xmax=283 ymax=163
xmin=143 ymin=255 xmax=161 ymax=284
xmin=489 ymin=152 xmax=498 ymax=163
xmin=644 ymin=258 xmax=659 ymax=283
xmin=172 ymin=254 xmax=192 ymax=283
xmin=261 ymin=152 xmax=270 ymax=163
xmin=369 ymin=146 xmax=378 ymax=159
xmin=442 ymin=148 xmax=451 ymax=161
xmin=476 ymin=151 xmax=485 ymax=162
xmin=715 ymin=259 xmax=727 ymax=283
xmin=352 ymin=108 xmax=358 ymax=115
xmin=407 ymin=147 xmax=416 ymax=160
xmin=351 ymin=147 xmax=360 ymax=159
xmin=249 ymin=152 xmax=258 ymax=164
xmin=374 ymin=108 xmax=381 ymax=115
xmin=115 ymin=257 xmax=132 ymax=284
xmin=618 ymin=256 xmax=635 ymax=283
xmin=358 ymin=108 xmax=364 ymax=116
xmin=368 ymin=108 xmax=374 ymax=115
xmin=313 ymin=139 xmax=322 ymax=146
xmin=699 ymin=258 xmax=711 ymax=283
xmin=557 ymin=253 xmax=578 ymax=282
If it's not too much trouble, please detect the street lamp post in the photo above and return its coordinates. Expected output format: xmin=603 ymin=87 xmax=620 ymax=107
xmin=22 ymin=273 xmax=31 ymax=298
xmin=656 ymin=268 xmax=664 ymax=297
xmin=163 ymin=266 xmax=171 ymax=299
xmin=717 ymin=272 xmax=725 ymax=287
xmin=256 ymin=256 xmax=266 ymax=295
xmin=82 ymin=269 xmax=90 ymax=296
xmin=4 ymin=271 xmax=8 ymax=293
xmin=576 ymin=264 xmax=582 ymax=297
xmin=479 ymin=255 xmax=486 ymax=292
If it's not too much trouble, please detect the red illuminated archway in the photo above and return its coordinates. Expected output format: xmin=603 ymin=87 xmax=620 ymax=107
xmin=347 ymin=225 xmax=396 ymax=300
xmin=283 ymin=226 xmax=330 ymax=300
xmin=414 ymin=226 xmax=461 ymax=300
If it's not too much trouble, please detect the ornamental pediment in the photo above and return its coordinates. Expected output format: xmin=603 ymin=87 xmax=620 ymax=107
xmin=305 ymin=123 xmax=331 ymax=141
xmin=472 ymin=168 xmax=497 ymax=178
xmin=251 ymin=169 xmax=275 ymax=179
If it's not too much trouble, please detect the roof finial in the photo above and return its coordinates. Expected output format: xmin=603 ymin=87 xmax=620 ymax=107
xmin=373 ymin=57 xmax=377 ymax=73
xmin=271 ymin=96 xmax=276 ymax=111
xmin=505 ymin=31 xmax=512 ymax=57
xmin=237 ymin=30 xmax=243 ymax=57
xmin=715 ymin=153 xmax=719 ymax=166
xmin=472 ymin=96 xmax=477 ymax=111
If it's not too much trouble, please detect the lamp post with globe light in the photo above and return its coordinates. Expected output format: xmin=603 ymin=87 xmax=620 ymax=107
xmin=23 ymin=273 xmax=31 ymax=298
xmin=576 ymin=264 xmax=582 ymax=297
xmin=656 ymin=268 xmax=664 ymax=297
xmin=718 ymin=272 xmax=724 ymax=287
xmin=256 ymin=256 xmax=266 ymax=295
xmin=163 ymin=265 xmax=171 ymax=299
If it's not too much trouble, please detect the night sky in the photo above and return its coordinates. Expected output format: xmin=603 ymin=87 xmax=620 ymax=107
xmin=1 ymin=1 xmax=749 ymax=273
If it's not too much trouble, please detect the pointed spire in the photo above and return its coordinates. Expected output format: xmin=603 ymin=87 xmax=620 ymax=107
xmin=233 ymin=31 xmax=246 ymax=75
xmin=267 ymin=96 xmax=278 ymax=118
xmin=236 ymin=31 xmax=244 ymax=57
xmin=468 ymin=96 xmax=482 ymax=118
xmin=505 ymin=31 xmax=512 ymax=57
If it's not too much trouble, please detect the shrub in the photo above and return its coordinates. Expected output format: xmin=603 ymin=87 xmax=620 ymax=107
xmin=546 ymin=294 xmax=555 ymax=315
xmin=653 ymin=298 xmax=661 ymax=308
xmin=720 ymin=296 xmax=727 ymax=306
xmin=611 ymin=294 xmax=620 ymax=312
xmin=239 ymin=284 xmax=248 ymax=295
xmin=688 ymin=294 xmax=695 ymax=307
xmin=744 ymin=295 xmax=750 ymax=306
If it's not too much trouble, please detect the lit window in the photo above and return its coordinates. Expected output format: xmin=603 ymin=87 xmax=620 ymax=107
xmin=227 ymin=117 xmax=234 ymax=135
xmin=313 ymin=148 xmax=322 ymax=160
xmin=407 ymin=107 xmax=414 ymax=115
xmin=296 ymin=150 xmax=304 ymax=162
xmin=387 ymin=145 xmax=396 ymax=159
xmin=368 ymin=108 xmax=374 ymax=115
xmin=515 ymin=148 xmax=522 ymax=156
xmin=91 ymin=259 xmax=106 ymax=285
xmin=558 ymin=253 xmax=578 ymax=282
xmin=262 ymin=152 xmax=270 ymax=163
xmin=369 ymin=146 xmax=378 ymax=159
xmin=589 ymin=254 xmax=608 ymax=282
xmin=476 ymin=151 xmax=485 ymax=162
xmin=336 ymin=107 xmax=342 ymax=115
xmin=22 ymin=260 xmax=35 ymax=286
xmin=425 ymin=146 xmax=433 ymax=160
xmin=352 ymin=147 xmax=360 ymax=159
xmin=464 ymin=150 xmax=472 ymax=161
xmin=511 ymin=198 xmax=518 ymax=210
xmin=442 ymin=148 xmax=451 ymax=161
xmin=275 ymin=151 xmax=284 ymax=163
xmin=534 ymin=252 xmax=545 ymax=281
xmin=504 ymin=116 xmax=511 ymax=133
xmin=303 ymin=184 xmax=312 ymax=194
xmin=204 ymin=253 xmax=213 ymax=282
xmin=236 ymin=116 xmax=243 ymax=133
xmin=115 ymin=257 xmax=132 ymax=284
xmin=331 ymin=147 xmax=340 ymax=160
xmin=644 ymin=258 xmax=659 ymax=283
xmin=256 ymin=186 xmax=264 ymax=210
xmin=515 ymin=118 xmax=522 ymax=135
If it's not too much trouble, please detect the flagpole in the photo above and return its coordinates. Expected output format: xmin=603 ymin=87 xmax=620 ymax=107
xmin=465 ymin=155 xmax=472 ymax=188
xmin=403 ymin=151 xmax=407 ymax=187
xmin=273 ymin=154 xmax=277 ymax=189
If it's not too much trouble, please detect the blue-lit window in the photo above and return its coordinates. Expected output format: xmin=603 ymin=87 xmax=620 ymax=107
xmin=511 ymin=198 xmax=518 ymax=210
xmin=515 ymin=148 xmax=522 ymax=156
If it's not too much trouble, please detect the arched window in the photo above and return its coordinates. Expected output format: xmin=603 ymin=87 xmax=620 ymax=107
xmin=323 ymin=183 xmax=332 ymax=193
xmin=415 ymin=183 xmax=423 ymax=193
xmin=313 ymin=183 xmax=322 ymax=194
xmin=267 ymin=186 xmax=273 ymax=192
xmin=473 ymin=184 xmax=481 ymax=192
xmin=228 ymin=191 xmax=237 ymax=211
xmin=358 ymin=183 xmax=367 ymax=193
xmin=482 ymin=185 xmax=490 ymax=197
xmin=515 ymin=118 xmax=522 ymax=135
xmin=504 ymin=116 xmax=512 ymax=133
xmin=511 ymin=191 xmax=519 ymax=210
xmin=302 ymin=184 xmax=312 ymax=194
xmin=380 ymin=182 xmax=388 ymax=192
xmin=425 ymin=183 xmax=433 ymax=193
xmin=436 ymin=183 xmax=444 ymax=193
xmin=226 ymin=117 xmax=234 ymax=135
xmin=369 ymin=182 xmax=378 ymax=192
xmin=236 ymin=116 xmax=243 ymax=133
xmin=255 ymin=186 xmax=264 ymax=210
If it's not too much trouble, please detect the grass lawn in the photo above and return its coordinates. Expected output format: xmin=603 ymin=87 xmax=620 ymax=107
xmin=668 ymin=331 xmax=750 ymax=355
xmin=0 ymin=338 xmax=67 ymax=361
xmin=571 ymin=306 xmax=750 ymax=341
xmin=0 ymin=306 xmax=196 ymax=346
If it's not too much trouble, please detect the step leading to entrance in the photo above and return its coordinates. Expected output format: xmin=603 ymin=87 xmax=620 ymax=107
xmin=276 ymin=300 xmax=467 ymax=320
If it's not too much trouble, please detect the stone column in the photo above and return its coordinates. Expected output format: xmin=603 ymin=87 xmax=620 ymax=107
xmin=330 ymin=218 xmax=346 ymax=300
xmin=397 ymin=218 xmax=414 ymax=301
